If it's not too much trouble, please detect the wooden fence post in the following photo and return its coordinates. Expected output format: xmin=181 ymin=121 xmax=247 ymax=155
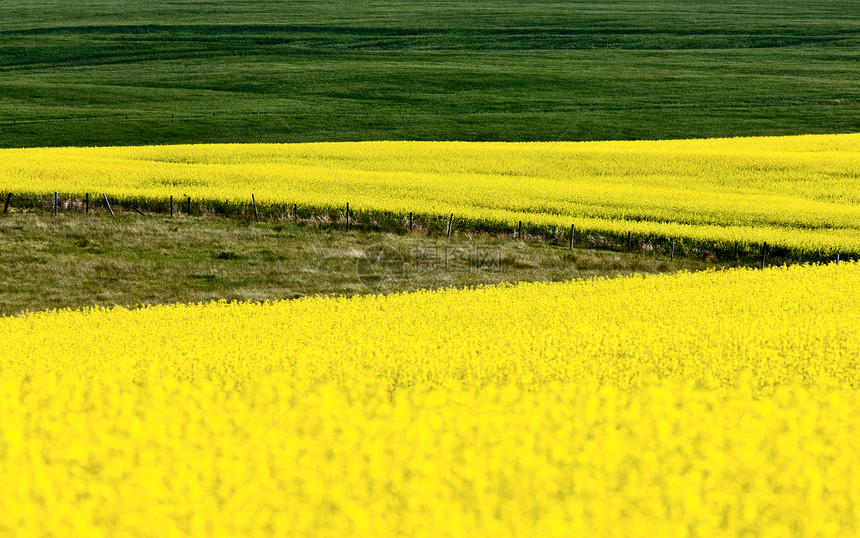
xmin=837 ymin=254 xmax=840 ymax=266
xmin=409 ymin=212 xmax=413 ymax=232
xmin=293 ymin=203 xmax=298 ymax=220
xmin=346 ymin=202 xmax=350 ymax=231
xmin=3 ymin=192 xmax=11 ymax=214
xmin=518 ymin=221 xmax=523 ymax=240
xmin=103 ymin=194 xmax=114 ymax=216
xmin=170 ymin=195 xmax=174 ymax=217
xmin=447 ymin=214 xmax=453 ymax=239
xmin=54 ymin=192 xmax=58 ymax=216
xmin=85 ymin=193 xmax=89 ymax=214
xmin=569 ymin=224 xmax=575 ymax=250
xmin=627 ymin=231 xmax=631 ymax=251
xmin=252 ymin=194 xmax=259 ymax=223
xmin=187 ymin=196 xmax=192 ymax=216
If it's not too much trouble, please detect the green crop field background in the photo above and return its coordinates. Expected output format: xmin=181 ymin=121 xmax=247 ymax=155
xmin=1 ymin=0 xmax=859 ymax=148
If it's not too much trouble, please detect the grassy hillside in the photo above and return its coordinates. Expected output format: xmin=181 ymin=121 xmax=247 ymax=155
xmin=1 ymin=0 xmax=858 ymax=147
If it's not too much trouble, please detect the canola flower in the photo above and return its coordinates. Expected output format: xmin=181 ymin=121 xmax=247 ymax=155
xmin=1 ymin=134 xmax=859 ymax=254
xmin=1 ymin=262 xmax=859 ymax=536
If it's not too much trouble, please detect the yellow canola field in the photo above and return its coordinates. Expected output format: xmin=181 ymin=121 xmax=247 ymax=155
xmin=2 ymin=262 xmax=859 ymax=536
xmin=1 ymin=133 xmax=859 ymax=254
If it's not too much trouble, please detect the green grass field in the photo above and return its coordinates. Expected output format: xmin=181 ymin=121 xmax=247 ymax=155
xmin=0 ymin=211 xmax=729 ymax=316
xmin=1 ymin=0 xmax=859 ymax=147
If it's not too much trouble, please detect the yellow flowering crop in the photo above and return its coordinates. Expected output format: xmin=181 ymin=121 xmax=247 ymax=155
xmin=1 ymin=262 xmax=858 ymax=536
xmin=1 ymin=134 xmax=859 ymax=254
